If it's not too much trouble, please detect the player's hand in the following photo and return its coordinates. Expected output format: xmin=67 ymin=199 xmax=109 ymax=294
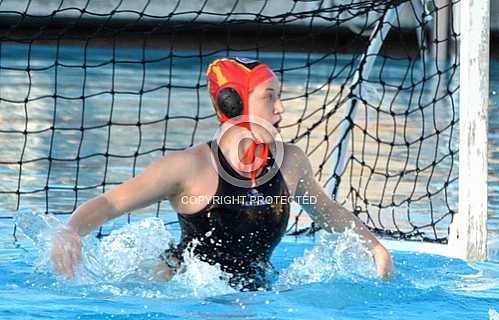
xmin=372 ymin=244 xmax=394 ymax=280
xmin=151 ymin=252 xmax=182 ymax=281
xmin=151 ymin=262 xmax=178 ymax=281
xmin=51 ymin=227 xmax=82 ymax=279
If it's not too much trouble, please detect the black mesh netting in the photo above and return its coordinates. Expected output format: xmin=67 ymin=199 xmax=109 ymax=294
xmin=0 ymin=0 xmax=459 ymax=243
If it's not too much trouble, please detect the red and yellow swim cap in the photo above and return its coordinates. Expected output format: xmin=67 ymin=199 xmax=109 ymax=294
xmin=207 ymin=57 xmax=275 ymax=123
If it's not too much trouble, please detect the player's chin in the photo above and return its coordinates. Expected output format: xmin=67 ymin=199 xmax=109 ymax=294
xmin=254 ymin=134 xmax=273 ymax=144
xmin=254 ymin=128 xmax=280 ymax=144
xmin=266 ymin=136 xmax=280 ymax=144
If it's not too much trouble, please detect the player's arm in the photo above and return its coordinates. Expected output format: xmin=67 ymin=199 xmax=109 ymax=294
xmin=52 ymin=149 xmax=195 ymax=278
xmin=66 ymin=150 xmax=193 ymax=236
xmin=286 ymin=144 xmax=393 ymax=279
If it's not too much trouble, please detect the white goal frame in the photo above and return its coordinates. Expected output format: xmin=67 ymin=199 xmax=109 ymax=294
xmin=328 ymin=0 xmax=489 ymax=260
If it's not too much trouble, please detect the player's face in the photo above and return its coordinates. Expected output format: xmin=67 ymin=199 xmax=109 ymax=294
xmin=248 ymin=77 xmax=285 ymax=143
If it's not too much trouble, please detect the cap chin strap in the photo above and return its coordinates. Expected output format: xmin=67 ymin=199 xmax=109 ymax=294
xmin=240 ymin=140 xmax=269 ymax=186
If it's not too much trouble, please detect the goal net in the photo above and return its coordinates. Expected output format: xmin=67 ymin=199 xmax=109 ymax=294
xmin=0 ymin=0 xmax=461 ymax=244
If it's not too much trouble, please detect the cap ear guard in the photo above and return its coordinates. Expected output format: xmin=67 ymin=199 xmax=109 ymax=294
xmin=216 ymin=87 xmax=244 ymax=119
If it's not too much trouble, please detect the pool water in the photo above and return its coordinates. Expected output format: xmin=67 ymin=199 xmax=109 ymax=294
xmin=0 ymin=210 xmax=497 ymax=320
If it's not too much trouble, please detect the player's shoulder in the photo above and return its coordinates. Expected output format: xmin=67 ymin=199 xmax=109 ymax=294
xmin=282 ymin=142 xmax=309 ymax=164
xmin=179 ymin=141 xmax=212 ymax=167
xmin=280 ymin=142 xmax=312 ymax=177
xmin=154 ymin=141 xmax=211 ymax=175
xmin=277 ymin=142 xmax=311 ymax=196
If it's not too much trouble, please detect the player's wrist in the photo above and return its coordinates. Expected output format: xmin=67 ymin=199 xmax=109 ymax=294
xmin=371 ymin=242 xmax=388 ymax=256
xmin=63 ymin=222 xmax=80 ymax=236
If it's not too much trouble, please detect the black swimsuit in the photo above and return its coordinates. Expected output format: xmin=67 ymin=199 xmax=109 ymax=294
xmin=165 ymin=139 xmax=290 ymax=291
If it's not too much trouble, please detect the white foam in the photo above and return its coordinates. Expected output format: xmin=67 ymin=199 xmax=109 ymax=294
xmin=276 ymin=229 xmax=377 ymax=288
xmin=15 ymin=210 xmax=236 ymax=297
xmin=489 ymin=308 xmax=499 ymax=320
xmin=83 ymin=217 xmax=173 ymax=282
xmin=169 ymin=241 xmax=236 ymax=297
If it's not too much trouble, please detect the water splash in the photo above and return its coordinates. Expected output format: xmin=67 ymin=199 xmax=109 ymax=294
xmin=169 ymin=241 xmax=236 ymax=298
xmin=15 ymin=208 xmax=64 ymax=242
xmin=490 ymin=308 xmax=499 ymax=320
xmin=14 ymin=209 xmax=235 ymax=298
xmin=83 ymin=217 xmax=173 ymax=282
xmin=276 ymin=229 xmax=377 ymax=288
xmin=15 ymin=208 xmax=65 ymax=273
xmin=15 ymin=209 xmax=378 ymax=298
xmin=15 ymin=209 xmax=175 ymax=281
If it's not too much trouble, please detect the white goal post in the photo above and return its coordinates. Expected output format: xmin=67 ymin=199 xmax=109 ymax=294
xmin=449 ymin=0 xmax=489 ymax=261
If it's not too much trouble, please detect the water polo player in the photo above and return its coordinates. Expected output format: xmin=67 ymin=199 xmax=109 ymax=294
xmin=50 ymin=57 xmax=393 ymax=290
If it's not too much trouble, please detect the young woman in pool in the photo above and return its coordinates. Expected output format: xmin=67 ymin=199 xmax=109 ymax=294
xmin=51 ymin=57 xmax=393 ymax=290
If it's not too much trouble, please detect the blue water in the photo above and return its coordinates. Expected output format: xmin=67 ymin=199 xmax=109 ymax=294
xmin=1 ymin=213 xmax=498 ymax=320
xmin=0 ymin=42 xmax=498 ymax=319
